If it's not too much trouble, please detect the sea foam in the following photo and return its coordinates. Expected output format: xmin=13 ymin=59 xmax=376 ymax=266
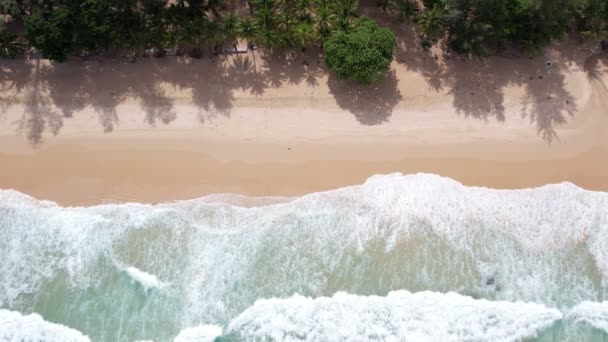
xmin=123 ymin=266 xmax=166 ymax=290
xmin=0 ymin=309 xmax=90 ymax=341
xmin=566 ymin=301 xmax=608 ymax=333
xmin=224 ymin=290 xmax=561 ymax=341
xmin=1 ymin=173 xmax=607 ymax=341
xmin=173 ymin=324 xmax=223 ymax=342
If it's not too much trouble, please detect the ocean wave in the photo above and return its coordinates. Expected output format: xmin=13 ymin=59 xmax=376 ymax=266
xmin=173 ymin=324 xmax=223 ymax=342
xmin=122 ymin=266 xmax=167 ymax=290
xmin=0 ymin=173 xmax=607 ymax=340
xmin=0 ymin=309 xmax=90 ymax=341
xmin=566 ymin=301 xmax=608 ymax=333
xmin=223 ymin=290 xmax=561 ymax=341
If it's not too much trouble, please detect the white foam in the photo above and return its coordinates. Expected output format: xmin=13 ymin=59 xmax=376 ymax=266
xmin=173 ymin=324 xmax=223 ymax=342
xmin=1 ymin=173 xmax=607 ymax=339
xmin=227 ymin=290 xmax=562 ymax=341
xmin=179 ymin=193 xmax=295 ymax=208
xmin=566 ymin=301 xmax=608 ymax=333
xmin=124 ymin=266 xmax=166 ymax=290
xmin=0 ymin=309 xmax=90 ymax=341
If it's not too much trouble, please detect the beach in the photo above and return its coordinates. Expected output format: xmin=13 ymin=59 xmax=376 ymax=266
xmin=4 ymin=2 xmax=608 ymax=341
xmin=1 ymin=40 xmax=607 ymax=206
xmin=2 ymin=35 xmax=608 ymax=342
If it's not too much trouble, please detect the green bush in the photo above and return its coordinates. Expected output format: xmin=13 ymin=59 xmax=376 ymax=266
xmin=323 ymin=17 xmax=396 ymax=83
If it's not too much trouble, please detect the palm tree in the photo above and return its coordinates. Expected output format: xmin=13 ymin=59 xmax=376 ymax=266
xmin=165 ymin=4 xmax=195 ymax=52
xmin=257 ymin=27 xmax=278 ymax=47
xmin=449 ymin=21 xmax=493 ymax=56
xmin=377 ymin=0 xmax=391 ymax=13
xmin=294 ymin=21 xmax=315 ymax=48
xmin=0 ymin=28 xmax=24 ymax=58
xmin=177 ymin=16 xmax=208 ymax=58
xmin=295 ymin=0 xmax=312 ymax=20
xmin=237 ymin=17 xmax=259 ymax=64
xmin=418 ymin=4 xmax=444 ymax=41
xmin=579 ymin=0 xmax=608 ymax=42
xmin=396 ymin=0 xmax=417 ymax=23
xmin=222 ymin=13 xmax=239 ymax=49
xmin=238 ymin=17 xmax=259 ymax=44
xmin=313 ymin=4 xmax=335 ymax=40
xmin=277 ymin=32 xmax=296 ymax=48
xmin=580 ymin=19 xmax=608 ymax=41
xmin=520 ymin=38 xmax=543 ymax=57
xmin=334 ymin=0 xmax=357 ymax=30
xmin=205 ymin=0 xmax=224 ymax=18
xmin=251 ymin=0 xmax=275 ymax=10
xmin=276 ymin=10 xmax=297 ymax=32
xmin=255 ymin=7 xmax=275 ymax=30
xmin=204 ymin=20 xmax=224 ymax=55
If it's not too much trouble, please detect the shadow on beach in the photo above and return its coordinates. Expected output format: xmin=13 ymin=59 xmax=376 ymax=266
xmin=0 ymin=14 xmax=604 ymax=146
xmin=328 ymin=70 xmax=402 ymax=125
xmin=367 ymin=8 xmax=595 ymax=144
xmin=0 ymin=47 xmax=332 ymax=146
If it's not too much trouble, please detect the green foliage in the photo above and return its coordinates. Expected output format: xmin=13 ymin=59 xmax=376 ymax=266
xmin=314 ymin=3 xmax=335 ymax=41
xmin=396 ymin=0 xmax=418 ymax=23
xmin=141 ymin=0 xmax=169 ymax=49
xmin=0 ymin=0 xmax=22 ymax=17
xmin=334 ymin=0 xmax=358 ymax=30
xmin=74 ymin=0 xmax=113 ymax=52
xmin=23 ymin=0 xmax=116 ymax=61
xmin=414 ymin=0 xmax=582 ymax=56
xmin=110 ymin=0 xmax=146 ymax=52
xmin=7 ymin=0 xmax=608 ymax=62
xmin=294 ymin=21 xmax=314 ymax=47
xmin=24 ymin=6 xmax=73 ymax=62
xmin=222 ymin=13 xmax=239 ymax=46
xmin=0 ymin=23 xmax=24 ymax=57
xmin=380 ymin=0 xmax=418 ymax=23
xmin=418 ymin=4 xmax=444 ymax=40
xmin=238 ymin=17 xmax=259 ymax=43
xmin=579 ymin=0 xmax=608 ymax=41
xmin=324 ymin=17 xmax=396 ymax=83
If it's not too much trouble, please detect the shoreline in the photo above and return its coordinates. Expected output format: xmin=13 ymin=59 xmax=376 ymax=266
xmin=1 ymin=134 xmax=607 ymax=206
xmin=1 ymin=45 xmax=607 ymax=206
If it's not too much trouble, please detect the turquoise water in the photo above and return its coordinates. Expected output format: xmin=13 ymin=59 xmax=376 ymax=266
xmin=1 ymin=173 xmax=607 ymax=341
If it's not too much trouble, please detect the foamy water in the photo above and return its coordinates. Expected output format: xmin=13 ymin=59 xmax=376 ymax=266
xmin=122 ymin=266 xmax=166 ymax=290
xmin=0 ymin=309 xmax=90 ymax=341
xmin=0 ymin=173 xmax=607 ymax=341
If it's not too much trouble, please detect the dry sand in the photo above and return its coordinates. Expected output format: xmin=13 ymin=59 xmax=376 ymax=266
xmin=1 ymin=40 xmax=607 ymax=206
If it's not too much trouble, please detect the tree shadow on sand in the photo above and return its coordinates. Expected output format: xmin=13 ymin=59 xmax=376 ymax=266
xmin=0 ymin=48 xmax=330 ymax=146
xmin=583 ymin=52 xmax=608 ymax=92
xmin=1 ymin=17 xmax=603 ymax=146
xmin=361 ymin=4 xmax=588 ymax=143
xmin=443 ymin=53 xmax=578 ymax=143
xmin=328 ymin=70 xmax=402 ymax=125
xmin=18 ymin=62 xmax=64 ymax=146
xmin=0 ymin=60 xmax=34 ymax=120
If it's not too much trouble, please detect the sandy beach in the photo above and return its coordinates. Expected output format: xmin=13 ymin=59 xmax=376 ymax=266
xmin=1 ymin=36 xmax=607 ymax=206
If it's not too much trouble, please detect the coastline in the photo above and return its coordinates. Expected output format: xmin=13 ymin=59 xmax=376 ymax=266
xmin=1 ymin=47 xmax=607 ymax=206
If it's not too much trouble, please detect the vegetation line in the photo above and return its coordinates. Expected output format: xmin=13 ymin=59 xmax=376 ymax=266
xmin=1 ymin=0 xmax=608 ymax=82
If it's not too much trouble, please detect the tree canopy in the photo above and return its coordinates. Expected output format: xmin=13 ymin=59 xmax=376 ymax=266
xmin=324 ymin=17 xmax=396 ymax=83
xmin=414 ymin=0 xmax=587 ymax=56
xmin=1 ymin=0 xmax=608 ymax=63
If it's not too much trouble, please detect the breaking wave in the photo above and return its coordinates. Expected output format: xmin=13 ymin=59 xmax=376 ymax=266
xmin=0 ymin=173 xmax=607 ymax=340
xmin=224 ymin=290 xmax=561 ymax=341
xmin=0 ymin=309 xmax=90 ymax=341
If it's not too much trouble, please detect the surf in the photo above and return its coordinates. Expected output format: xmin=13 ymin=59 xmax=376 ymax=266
xmin=0 ymin=173 xmax=607 ymax=340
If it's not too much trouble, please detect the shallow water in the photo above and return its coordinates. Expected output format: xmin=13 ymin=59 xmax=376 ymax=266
xmin=1 ymin=173 xmax=607 ymax=341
